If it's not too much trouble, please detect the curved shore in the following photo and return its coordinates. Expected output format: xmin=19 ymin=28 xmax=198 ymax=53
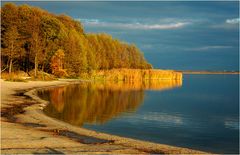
xmin=1 ymin=79 xmax=208 ymax=154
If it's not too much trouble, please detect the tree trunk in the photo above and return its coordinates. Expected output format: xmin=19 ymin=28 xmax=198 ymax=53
xmin=42 ymin=63 xmax=44 ymax=72
xmin=6 ymin=57 xmax=10 ymax=70
xmin=34 ymin=56 xmax=38 ymax=77
xmin=9 ymin=58 xmax=13 ymax=74
xmin=26 ymin=52 xmax=30 ymax=74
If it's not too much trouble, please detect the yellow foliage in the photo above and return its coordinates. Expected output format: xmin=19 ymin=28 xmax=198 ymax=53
xmin=88 ymin=69 xmax=182 ymax=81
xmin=51 ymin=49 xmax=68 ymax=77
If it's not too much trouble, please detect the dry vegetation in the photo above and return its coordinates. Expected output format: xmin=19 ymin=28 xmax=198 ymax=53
xmin=1 ymin=69 xmax=182 ymax=83
xmin=89 ymin=69 xmax=182 ymax=81
xmin=1 ymin=70 xmax=57 ymax=81
xmin=1 ymin=71 xmax=28 ymax=82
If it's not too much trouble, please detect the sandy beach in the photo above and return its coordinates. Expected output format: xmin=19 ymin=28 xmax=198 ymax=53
xmin=1 ymin=79 xmax=207 ymax=154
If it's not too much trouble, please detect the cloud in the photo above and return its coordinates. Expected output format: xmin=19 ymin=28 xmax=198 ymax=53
xmin=77 ymin=18 xmax=190 ymax=30
xmin=186 ymin=45 xmax=233 ymax=51
xmin=80 ymin=18 xmax=100 ymax=24
xmin=226 ymin=18 xmax=240 ymax=24
xmin=211 ymin=18 xmax=239 ymax=29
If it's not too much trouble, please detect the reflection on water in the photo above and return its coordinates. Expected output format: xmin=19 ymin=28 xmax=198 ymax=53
xmin=39 ymin=80 xmax=181 ymax=126
xmin=38 ymin=75 xmax=239 ymax=153
xmin=48 ymin=87 xmax=66 ymax=112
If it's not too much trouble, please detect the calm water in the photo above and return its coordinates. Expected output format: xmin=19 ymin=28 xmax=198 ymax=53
xmin=39 ymin=75 xmax=239 ymax=154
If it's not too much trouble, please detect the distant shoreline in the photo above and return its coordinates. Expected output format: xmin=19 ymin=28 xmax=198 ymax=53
xmin=180 ymin=71 xmax=240 ymax=75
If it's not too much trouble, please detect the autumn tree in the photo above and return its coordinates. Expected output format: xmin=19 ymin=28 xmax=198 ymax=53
xmin=1 ymin=3 xmax=152 ymax=77
xmin=2 ymin=26 xmax=24 ymax=73
xmin=1 ymin=3 xmax=24 ymax=73
xmin=51 ymin=49 xmax=66 ymax=77
xmin=40 ymin=15 xmax=64 ymax=71
xmin=63 ymin=29 xmax=88 ymax=76
xmin=27 ymin=8 xmax=44 ymax=77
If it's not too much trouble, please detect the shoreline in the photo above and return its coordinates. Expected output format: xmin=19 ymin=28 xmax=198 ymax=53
xmin=181 ymin=71 xmax=239 ymax=75
xmin=1 ymin=79 xmax=208 ymax=154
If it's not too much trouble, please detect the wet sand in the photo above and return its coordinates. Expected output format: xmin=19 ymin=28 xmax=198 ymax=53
xmin=1 ymin=79 xmax=208 ymax=154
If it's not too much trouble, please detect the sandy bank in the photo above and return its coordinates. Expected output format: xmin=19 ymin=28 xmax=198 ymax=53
xmin=1 ymin=79 xmax=208 ymax=154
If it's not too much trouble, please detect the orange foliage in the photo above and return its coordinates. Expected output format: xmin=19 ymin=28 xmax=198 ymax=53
xmin=50 ymin=49 xmax=67 ymax=77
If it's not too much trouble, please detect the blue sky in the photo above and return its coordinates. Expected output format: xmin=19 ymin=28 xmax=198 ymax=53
xmin=4 ymin=1 xmax=239 ymax=71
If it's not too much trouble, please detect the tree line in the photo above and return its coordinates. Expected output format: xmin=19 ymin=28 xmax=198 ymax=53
xmin=1 ymin=3 xmax=152 ymax=77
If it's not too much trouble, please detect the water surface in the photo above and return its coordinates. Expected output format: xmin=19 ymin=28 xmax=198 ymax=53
xmin=39 ymin=75 xmax=239 ymax=153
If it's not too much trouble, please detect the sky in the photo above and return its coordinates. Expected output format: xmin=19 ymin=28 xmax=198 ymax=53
xmin=4 ymin=1 xmax=239 ymax=71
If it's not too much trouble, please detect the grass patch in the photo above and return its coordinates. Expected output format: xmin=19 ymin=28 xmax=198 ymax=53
xmin=29 ymin=70 xmax=57 ymax=81
xmin=1 ymin=70 xmax=57 ymax=81
xmin=1 ymin=72 xmax=28 ymax=82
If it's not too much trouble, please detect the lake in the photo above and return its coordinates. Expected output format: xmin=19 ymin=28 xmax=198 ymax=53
xmin=38 ymin=74 xmax=239 ymax=154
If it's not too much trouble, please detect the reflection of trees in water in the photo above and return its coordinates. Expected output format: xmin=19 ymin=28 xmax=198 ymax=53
xmin=93 ymin=80 xmax=182 ymax=91
xmin=49 ymin=87 xmax=66 ymax=112
xmin=42 ymin=83 xmax=144 ymax=126
xmin=41 ymin=80 xmax=182 ymax=127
